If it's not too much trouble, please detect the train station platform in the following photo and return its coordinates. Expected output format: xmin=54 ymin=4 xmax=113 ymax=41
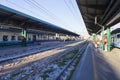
xmin=71 ymin=41 xmax=120 ymax=80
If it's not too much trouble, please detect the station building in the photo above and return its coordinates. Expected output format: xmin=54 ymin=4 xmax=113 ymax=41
xmin=0 ymin=5 xmax=79 ymax=46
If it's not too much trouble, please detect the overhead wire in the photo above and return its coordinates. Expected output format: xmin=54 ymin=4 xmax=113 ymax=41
xmin=31 ymin=0 xmax=56 ymax=18
xmin=6 ymin=0 xmax=77 ymax=33
xmin=24 ymin=0 xmax=59 ymax=22
xmin=24 ymin=0 xmax=53 ymax=21
xmin=24 ymin=0 xmax=73 ymax=29
xmin=69 ymin=0 xmax=81 ymax=22
xmin=29 ymin=0 xmax=73 ymax=29
xmin=68 ymin=0 xmax=85 ymax=34
xmin=7 ymin=0 xmax=66 ymax=26
xmin=64 ymin=0 xmax=76 ymax=18
xmin=65 ymin=0 xmax=80 ymax=22
xmin=6 ymin=0 xmax=48 ymax=21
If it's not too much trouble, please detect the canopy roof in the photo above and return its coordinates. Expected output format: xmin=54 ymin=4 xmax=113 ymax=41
xmin=0 ymin=5 xmax=79 ymax=36
xmin=77 ymin=0 xmax=120 ymax=34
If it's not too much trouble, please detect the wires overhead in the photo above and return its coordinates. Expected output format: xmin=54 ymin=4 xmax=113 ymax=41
xmin=64 ymin=0 xmax=81 ymax=25
xmin=69 ymin=0 xmax=81 ymax=21
xmin=24 ymin=0 xmax=73 ymax=29
xmin=6 ymin=0 xmax=48 ymax=20
xmin=6 ymin=0 xmax=81 ymax=34
xmin=23 ymin=0 xmax=53 ymax=21
xmin=64 ymin=0 xmax=76 ymax=18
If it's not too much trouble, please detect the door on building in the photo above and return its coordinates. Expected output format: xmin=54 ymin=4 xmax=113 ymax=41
xmin=33 ymin=35 xmax=36 ymax=42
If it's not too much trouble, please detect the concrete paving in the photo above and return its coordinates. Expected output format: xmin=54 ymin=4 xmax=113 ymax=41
xmin=71 ymin=41 xmax=120 ymax=80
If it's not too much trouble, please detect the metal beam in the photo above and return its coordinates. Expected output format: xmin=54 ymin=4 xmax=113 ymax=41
xmin=19 ymin=18 xmax=30 ymax=25
xmin=100 ymin=0 xmax=115 ymax=23
xmin=79 ymin=4 xmax=106 ymax=10
xmin=106 ymin=9 xmax=120 ymax=26
xmin=101 ymin=0 xmax=120 ymax=25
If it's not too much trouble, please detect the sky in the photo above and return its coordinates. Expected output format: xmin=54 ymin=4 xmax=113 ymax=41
xmin=0 ymin=0 xmax=89 ymax=35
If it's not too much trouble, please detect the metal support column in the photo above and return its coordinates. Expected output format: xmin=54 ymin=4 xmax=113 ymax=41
xmin=102 ymin=26 xmax=104 ymax=52
xmin=22 ymin=28 xmax=27 ymax=46
xmin=92 ymin=33 xmax=96 ymax=41
xmin=107 ymin=27 xmax=111 ymax=52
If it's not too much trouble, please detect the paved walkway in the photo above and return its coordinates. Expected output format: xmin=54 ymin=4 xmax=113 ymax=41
xmin=71 ymin=41 xmax=120 ymax=80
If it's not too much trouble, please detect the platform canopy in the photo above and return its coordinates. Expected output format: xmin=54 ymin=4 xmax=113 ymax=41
xmin=77 ymin=0 xmax=120 ymax=34
xmin=0 ymin=4 xmax=79 ymax=36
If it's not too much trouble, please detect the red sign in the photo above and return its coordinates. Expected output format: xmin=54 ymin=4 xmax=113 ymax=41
xmin=104 ymin=37 xmax=108 ymax=43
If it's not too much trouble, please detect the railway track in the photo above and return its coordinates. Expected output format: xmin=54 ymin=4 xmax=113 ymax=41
xmin=0 ymin=41 xmax=86 ymax=79
xmin=21 ymin=41 xmax=88 ymax=80
xmin=0 ymin=41 xmax=78 ymax=63
xmin=56 ymin=42 xmax=88 ymax=80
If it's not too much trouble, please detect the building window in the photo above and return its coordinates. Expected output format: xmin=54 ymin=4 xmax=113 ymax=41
xmin=37 ymin=34 xmax=39 ymax=37
xmin=11 ymin=36 xmax=16 ymax=41
xmin=18 ymin=36 xmax=22 ymax=41
xmin=117 ymin=34 xmax=120 ymax=38
xmin=3 ymin=35 xmax=8 ymax=41
xmin=33 ymin=35 xmax=36 ymax=41
xmin=28 ymin=37 xmax=31 ymax=41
